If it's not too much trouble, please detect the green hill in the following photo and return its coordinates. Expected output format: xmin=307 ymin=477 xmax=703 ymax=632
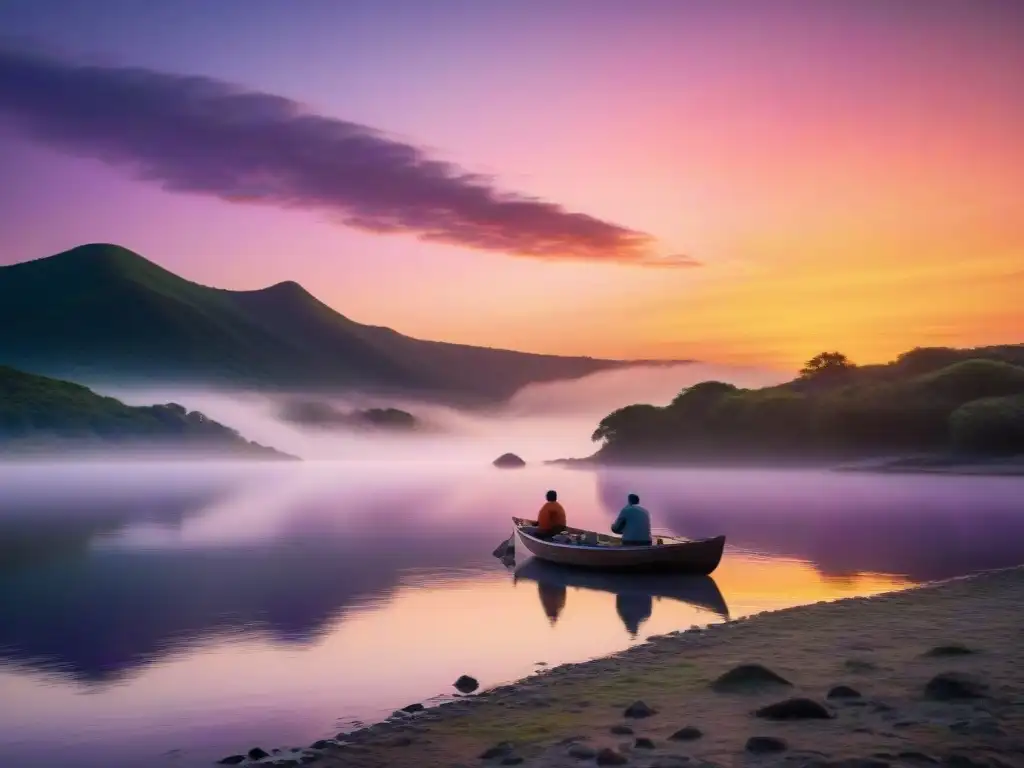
xmin=0 ymin=365 xmax=294 ymax=458
xmin=0 ymin=244 xmax=672 ymax=402
xmin=589 ymin=346 xmax=1024 ymax=465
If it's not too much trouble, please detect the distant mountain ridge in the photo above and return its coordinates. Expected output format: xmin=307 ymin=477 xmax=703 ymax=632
xmin=0 ymin=244 xmax=687 ymax=402
xmin=0 ymin=365 xmax=294 ymax=459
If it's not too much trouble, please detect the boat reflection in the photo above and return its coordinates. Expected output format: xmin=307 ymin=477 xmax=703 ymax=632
xmin=512 ymin=557 xmax=730 ymax=637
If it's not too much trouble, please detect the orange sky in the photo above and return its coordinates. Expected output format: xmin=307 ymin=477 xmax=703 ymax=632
xmin=2 ymin=1 xmax=1021 ymax=369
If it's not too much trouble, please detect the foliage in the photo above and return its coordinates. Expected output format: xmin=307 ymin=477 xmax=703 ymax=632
xmin=799 ymin=351 xmax=856 ymax=379
xmin=949 ymin=396 xmax=1024 ymax=456
xmin=591 ymin=346 xmax=1024 ymax=462
xmin=0 ymin=365 xmax=291 ymax=457
xmin=280 ymin=399 xmax=418 ymax=431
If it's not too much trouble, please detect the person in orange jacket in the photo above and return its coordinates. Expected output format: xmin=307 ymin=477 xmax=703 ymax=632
xmin=525 ymin=489 xmax=567 ymax=539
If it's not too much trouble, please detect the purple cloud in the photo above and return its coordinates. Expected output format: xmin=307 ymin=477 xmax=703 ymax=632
xmin=0 ymin=47 xmax=698 ymax=268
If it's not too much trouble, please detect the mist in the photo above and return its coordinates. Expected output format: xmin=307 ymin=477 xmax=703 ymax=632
xmin=97 ymin=363 xmax=788 ymax=463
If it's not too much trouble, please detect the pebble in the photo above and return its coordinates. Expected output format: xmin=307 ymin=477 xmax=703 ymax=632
xmin=596 ymin=747 xmax=629 ymax=765
xmin=924 ymin=672 xmax=988 ymax=700
xmin=827 ymin=685 xmax=862 ymax=699
xmin=755 ymin=697 xmax=833 ymax=720
xmin=610 ymin=724 xmax=634 ymax=735
xmin=623 ymin=700 xmax=657 ymax=718
xmin=480 ymin=742 xmax=515 ymax=759
xmin=711 ymin=663 xmax=792 ymax=692
xmin=668 ymin=726 xmax=702 ymax=741
xmin=745 ymin=736 xmax=788 ymax=754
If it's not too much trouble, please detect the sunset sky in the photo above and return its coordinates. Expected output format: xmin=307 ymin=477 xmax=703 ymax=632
xmin=0 ymin=0 xmax=1021 ymax=369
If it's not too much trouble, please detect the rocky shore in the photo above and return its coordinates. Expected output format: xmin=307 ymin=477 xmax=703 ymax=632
xmin=217 ymin=566 xmax=1024 ymax=768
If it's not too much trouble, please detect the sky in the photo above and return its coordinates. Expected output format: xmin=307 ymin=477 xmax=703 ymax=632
xmin=0 ymin=0 xmax=1021 ymax=369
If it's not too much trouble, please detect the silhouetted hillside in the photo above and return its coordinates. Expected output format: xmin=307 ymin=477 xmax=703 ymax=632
xmin=589 ymin=346 xmax=1024 ymax=464
xmin=0 ymin=244 xmax=677 ymax=402
xmin=0 ymin=365 xmax=294 ymax=458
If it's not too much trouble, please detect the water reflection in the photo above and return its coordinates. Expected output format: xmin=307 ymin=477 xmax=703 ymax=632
xmin=597 ymin=469 xmax=1024 ymax=581
xmin=0 ymin=462 xmax=1020 ymax=768
xmin=513 ymin=558 xmax=729 ymax=637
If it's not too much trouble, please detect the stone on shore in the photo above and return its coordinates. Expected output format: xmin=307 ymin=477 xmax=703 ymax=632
xmin=746 ymin=736 xmax=788 ymax=753
xmin=596 ymin=747 xmax=629 ymax=765
xmin=216 ymin=756 xmax=246 ymax=765
xmin=668 ymin=726 xmax=703 ymax=741
xmin=755 ymin=697 xmax=833 ymax=720
xmin=711 ymin=663 xmax=792 ymax=692
xmin=923 ymin=644 xmax=975 ymax=657
xmin=623 ymin=700 xmax=657 ymax=718
xmin=609 ymin=724 xmax=633 ymax=735
xmin=634 ymin=737 xmax=656 ymax=749
xmin=480 ymin=741 xmax=515 ymax=759
xmin=248 ymin=747 xmax=270 ymax=760
xmin=827 ymin=685 xmax=863 ymax=700
xmin=568 ymin=744 xmax=598 ymax=759
xmin=923 ymin=672 xmax=988 ymax=700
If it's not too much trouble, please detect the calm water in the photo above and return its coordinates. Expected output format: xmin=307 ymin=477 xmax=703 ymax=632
xmin=1 ymin=461 xmax=1022 ymax=768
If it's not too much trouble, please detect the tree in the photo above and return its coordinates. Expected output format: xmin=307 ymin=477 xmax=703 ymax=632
xmin=800 ymin=351 xmax=855 ymax=379
xmin=591 ymin=404 xmax=663 ymax=444
xmin=668 ymin=381 xmax=740 ymax=411
xmin=949 ymin=395 xmax=1024 ymax=456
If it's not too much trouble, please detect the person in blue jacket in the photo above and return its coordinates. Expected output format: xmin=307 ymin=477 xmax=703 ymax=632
xmin=611 ymin=493 xmax=652 ymax=546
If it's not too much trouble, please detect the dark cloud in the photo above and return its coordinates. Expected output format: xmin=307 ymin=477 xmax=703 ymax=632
xmin=0 ymin=47 xmax=699 ymax=267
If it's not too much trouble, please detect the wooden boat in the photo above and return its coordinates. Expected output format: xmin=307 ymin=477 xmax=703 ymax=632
xmin=513 ymin=557 xmax=729 ymax=619
xmin=511 ymin=517 xmax=725 ymax=575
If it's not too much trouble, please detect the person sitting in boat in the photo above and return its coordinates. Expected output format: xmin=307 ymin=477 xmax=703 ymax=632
xmin=523 ymin=490 xmax=567 ymax=539
xmin=611 ymin=493 xmax=652 ymax=546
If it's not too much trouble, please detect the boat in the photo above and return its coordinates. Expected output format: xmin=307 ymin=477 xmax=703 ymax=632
xmin=511 ymin=517 xmax=726 ymax=574
xmin=513 ymin=557 xmax=730 ymax=619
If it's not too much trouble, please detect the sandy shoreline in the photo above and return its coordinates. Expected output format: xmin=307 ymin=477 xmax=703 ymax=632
xmin=217 ymin=565 xmax=1024 ymax=768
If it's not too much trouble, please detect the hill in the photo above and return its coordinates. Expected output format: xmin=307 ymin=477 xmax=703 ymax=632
xmin=0 ymin=244 xmax=679 ymax=403
xmin=0 ymin=365 xmax=294 ymax=459
xmin=588 ymin=345 xmax=1024 ymax=465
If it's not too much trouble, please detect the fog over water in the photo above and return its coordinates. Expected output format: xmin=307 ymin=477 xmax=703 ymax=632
xmin=2 ymin=364 xmax=1022 ymax=768
xmin=101 ymin=363 xmax=786 ymax=462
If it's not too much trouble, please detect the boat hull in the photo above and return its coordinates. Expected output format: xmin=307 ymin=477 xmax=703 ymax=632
xmin=512 ymin=518 xmax=725 ymax=575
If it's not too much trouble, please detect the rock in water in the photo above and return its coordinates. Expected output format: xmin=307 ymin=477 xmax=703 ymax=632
xmin=248 ymin=747 xmax=270 ymax=760
xmin=493 ymin=453 xmax=526 ymax=468
xmin=454 ymin=674 xmax=480 ymax=693
xmin=924 ymin=672 xmax=988 ymax=700
xmin=755 ymin=697 xmax=833 ymax=720
xmin=711 ymin=663 xmax=792 ymax=692
xmin=217 ymin=757 xmax=246 ymax=765
xmin=746 ymin=736 xmax=788 ymax=754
